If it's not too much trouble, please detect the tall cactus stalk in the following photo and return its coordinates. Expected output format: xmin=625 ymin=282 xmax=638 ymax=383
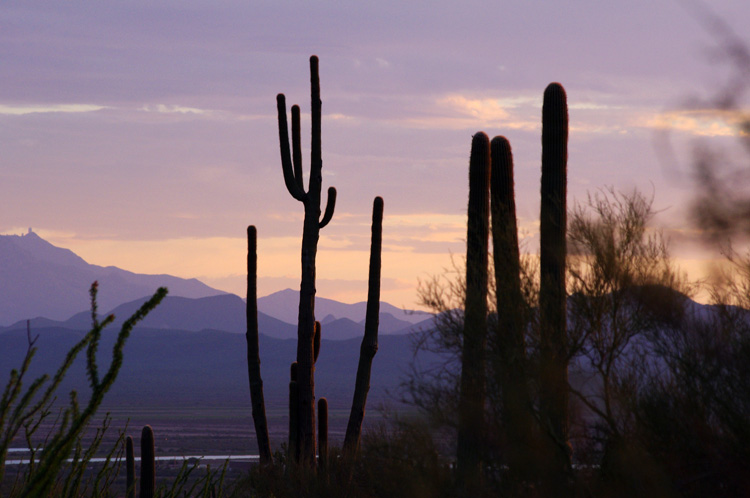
xmin=246 ymin=225 xmax=272 ymax=465
xmin=318 ymin=397 xmax=329 ymax=474
xmin=490 ymin=136 xmax=534 ymax=485
xmin=343 ymin=196 xmax=384 ymax=457
xmin=277 ymin=55 xmax=337 ymax=466
xmin=140 ymin=425 xmax=155 ymax=498
xmin=125 ymin=435 xmax=135 ymax=498
xmin=539 ymin=82 xmax=571 ymax=491
xmin=456 ymin=132 xmax=491 ymax=486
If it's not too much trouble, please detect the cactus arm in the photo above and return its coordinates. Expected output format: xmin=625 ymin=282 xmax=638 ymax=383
xmin=309 ymin=56 xmax=321 ymax=195
xmin=292 ymin=105 xmax=304 ymax=192
xmin=319 ymin=187 xmax=337 ymax=228
xmin=277 ymin=94 xmax=306 ymax=202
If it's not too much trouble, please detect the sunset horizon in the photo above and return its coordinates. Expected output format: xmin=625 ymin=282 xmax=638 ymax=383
xmin=3 ymin=1 xmax=749 ymax=309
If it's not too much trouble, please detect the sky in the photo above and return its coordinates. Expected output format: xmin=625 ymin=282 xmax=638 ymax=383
xmin=2 ymin=1 xmax=750 ymax=309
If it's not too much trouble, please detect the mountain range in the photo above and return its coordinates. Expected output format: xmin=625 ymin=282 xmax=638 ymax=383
xmin=0 ymin=231 xmax=432 ymax=338
xmin=0 ymin=231 xmax=436 ymax=411
xmin=0 ymin=230 xmax=223 ymax=325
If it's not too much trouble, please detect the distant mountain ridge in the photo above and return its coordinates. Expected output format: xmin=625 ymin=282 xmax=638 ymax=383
xmin=0 ymin=293 xmax=433 ymax=341
xmin=0 ymin=231 xmax=225 ymax=325
xmin=0 ymin=231 xmax=434 ymax=337
xmin=257 ymin=288 xmax=431 ymax=326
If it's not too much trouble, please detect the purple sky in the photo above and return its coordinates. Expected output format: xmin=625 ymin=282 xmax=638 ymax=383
xmin=2 ymin=1 xmax=749 ymax=307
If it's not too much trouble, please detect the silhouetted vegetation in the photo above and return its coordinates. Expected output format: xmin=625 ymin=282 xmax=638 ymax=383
xmin=5 ymin=26 xmax=750 ymax=493
xmin=245 ymin=55 xmax=386 ymax=476
xmin=1 ymin=283 xmax=167 ymax=496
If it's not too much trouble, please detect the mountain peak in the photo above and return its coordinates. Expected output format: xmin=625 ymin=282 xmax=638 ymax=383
xmin=0 ymin=231 xmax=225 ymax=325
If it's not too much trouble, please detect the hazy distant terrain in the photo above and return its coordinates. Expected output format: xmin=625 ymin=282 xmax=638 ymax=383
xmin=0 ymin=233 xmax=436 ymax=412
xmin=0 ymin=231 xmax=224 ymax=325
xmin=0 ymin=232 xmax=432 ymax=337
xmin=0 ymin=326 xmax=421 ymax=409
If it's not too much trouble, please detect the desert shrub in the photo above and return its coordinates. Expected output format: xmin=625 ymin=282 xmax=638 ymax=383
xmin=0 ymin=283 xmax=166 ymax=497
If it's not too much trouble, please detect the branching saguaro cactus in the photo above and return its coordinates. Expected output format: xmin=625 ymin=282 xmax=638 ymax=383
xmin=246 ymin=225 xmax=272 ymax=465
xmin=277 ymin=55 xmax=337 ymax=466
xmin=538 ymin=82 xmax=571 ymax=491
xmin=490 ymin=136 xmax=534 ymax=485
xmin=343 ymin=196 xmax=384 ymax=457
xmin=456 ymin=132 xmax=491 ymax=487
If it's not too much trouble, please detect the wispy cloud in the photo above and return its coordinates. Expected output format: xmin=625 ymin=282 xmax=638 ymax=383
xmin=639 ymin=109 xmax=750 ymax=137
xmin=0 ymin=104 xmax=107 ymax=115
xmin=140 ymin=104 xmax=210 ymax=115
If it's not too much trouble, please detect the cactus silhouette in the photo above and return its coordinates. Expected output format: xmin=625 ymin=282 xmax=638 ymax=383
xmin=277 ymin=54 xmax=337 ymax=466
xmin=343 ymin=196 xmax=384 ymax=457
xmin=125 ymin=435 xmax=135 ymax=498
xmin=538 ymin=82 xmax=571 ymax=492
xmin=490 ymin=135 xmax=534 ymax=485
xmin=246 ymin=225 xmax=272 ymax=465
xmin=318 ymin=397 xmax=329 ymax=474
xmin=456 ymin=132 xmax=491 ymax=486
xmin=140 ymin=425 xmax=155 ymax=498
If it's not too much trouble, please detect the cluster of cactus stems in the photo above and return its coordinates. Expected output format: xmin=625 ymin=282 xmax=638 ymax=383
xmin=245 ymin=55 xmax=384 ymax=470
xmin=456 ymin=83 xmax=570 ymax=490
xmin=124 ymin=426 xmax=155 ymax=498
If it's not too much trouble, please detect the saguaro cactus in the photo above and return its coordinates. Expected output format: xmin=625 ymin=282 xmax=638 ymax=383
xmin=246 ymin=225 xmax=272 ymax=465
xmin=318 ymin=397 xmax=329 ymax=474
xmin=343 ymin=196 xmax=384 ymax=457
xmin=277 ymin=55 xmax=337 ymax=466
xmin=140 ymin=425 xmax=155 ymax=498
xmin=125 ymin=435 xmax=135 ymax=498
xmin=538 ymin=82 xmax=571 ymax=490
xmin=490 ymin=136 xmax=534 ymax=485
xmin=456 ymin=132 xmax=491 ymax=486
